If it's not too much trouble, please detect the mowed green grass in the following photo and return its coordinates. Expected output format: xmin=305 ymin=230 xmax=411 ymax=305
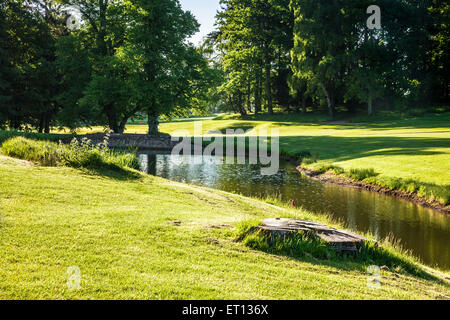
xmin=0 ymin=155 xmax=449 ymax=299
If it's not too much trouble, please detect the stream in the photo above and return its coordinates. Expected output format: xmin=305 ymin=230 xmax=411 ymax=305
xmin=139 ymin=152 xmax=450 ymax=270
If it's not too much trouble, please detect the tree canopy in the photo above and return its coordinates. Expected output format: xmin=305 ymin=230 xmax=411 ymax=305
xmin=0 ymin=0 xmax=448 ymax=133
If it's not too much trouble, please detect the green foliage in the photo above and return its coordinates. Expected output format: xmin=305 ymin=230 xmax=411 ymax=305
xmin=0 ymin=0 xmax=58 ymax=132
xmin=365 ymin=176 xmax=450 ymax=205
xmin=216 ymin=0 xmax=294 ymax=115
xmin=290 ymin=0 xmax=448 ymax=117
xmin=1 ymin=136 xmax=139 ymax=171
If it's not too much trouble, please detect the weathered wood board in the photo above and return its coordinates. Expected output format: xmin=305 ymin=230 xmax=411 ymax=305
xmin=254 ymin=218 xmax=367 ymax=254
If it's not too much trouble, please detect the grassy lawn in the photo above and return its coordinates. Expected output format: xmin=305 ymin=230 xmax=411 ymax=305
xmin=0 ymin=154 xmax=449 ymax=299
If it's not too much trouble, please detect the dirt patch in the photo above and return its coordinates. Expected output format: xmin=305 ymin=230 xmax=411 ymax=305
xmin=208 ymin=224 xmax=234 ymax=229
xmin=297 ymin=166 xmax=450 ymax=214
xmin=204 ymin=238 xmax=221 ymax=246
xmin=168 ymin=220 xmax=182 ymax=226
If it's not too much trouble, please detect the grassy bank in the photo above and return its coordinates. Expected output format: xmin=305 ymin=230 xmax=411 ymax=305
xmin=0 ymin=135 xmax=139 ymax=175
xmin=0 ymin=146 xmax=449 ymax=299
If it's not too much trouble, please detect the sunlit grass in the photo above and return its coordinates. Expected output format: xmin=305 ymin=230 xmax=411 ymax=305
xmin=1 ymin=136 xmax=139 ymax=172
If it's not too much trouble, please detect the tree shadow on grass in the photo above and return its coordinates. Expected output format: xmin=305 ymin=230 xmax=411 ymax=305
xmin=79 ymin=164 xmax=143 ymax=181
xmin=278 ymin=135 xmax=449 ymax=163
xmin=210 ymin=122 xmax=257 ymax=134
xmin=321 ymin=114 xmax=450 ymax=131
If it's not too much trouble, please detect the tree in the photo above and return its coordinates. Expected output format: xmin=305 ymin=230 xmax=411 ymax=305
xmin=290 ymin=0 xmax=355 ymax=118
xmin=128 ymin=0 xmax=201 ymax=133
xmin=216 ymin=0 xmax=294 ymax=115
xmin=0 ymin=0 xmax=57 ymax=131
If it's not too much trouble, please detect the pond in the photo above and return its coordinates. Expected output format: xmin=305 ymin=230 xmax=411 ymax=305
xmin=139 ymin=153 xmax=450 ymax=270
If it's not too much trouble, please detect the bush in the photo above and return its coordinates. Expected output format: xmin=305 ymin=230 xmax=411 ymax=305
xmin=1 ymin=136 xmax=140 ymax=171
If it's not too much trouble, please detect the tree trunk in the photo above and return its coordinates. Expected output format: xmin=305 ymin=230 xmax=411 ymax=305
xmin=301 ymin=96 xmax=307 ymax=114
xmin=368 ymin=90 xmax=373 ymax=116
xmin=148 ymin=109 xmax=159 ymax=134
xmin=247 ymin=78 xmax=252 ymax=113
xmin=38 ymin=115 xmax=44 ymax=133
xmin=44 ymin=112 xmax=51 ymax=134
xmin=106 ymin=104 xmax=119 ymax=133
xmin=264 ymin=42 xmax=273 ymax=114
xmin=118 ymin=118 xmax=128 ymax=134
xmin=322 ymin=86 xmax=335 ymax=119
xmin=255 ymin=66 xmax=263 ymax=114
xmin=238 ymin=93 xmax=247 ymax=116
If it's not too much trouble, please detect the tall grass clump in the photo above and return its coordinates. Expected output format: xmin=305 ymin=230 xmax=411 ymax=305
xmin=1 ymin=133 xmax=139 ymax=171
xmin=346 ymin=168 xmax=379 ymax=180
xmin=317 ymin=163 xmax=345 ymax=175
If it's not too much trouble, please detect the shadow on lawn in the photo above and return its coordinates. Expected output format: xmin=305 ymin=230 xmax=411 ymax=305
xmin=278 ymin=135 xmax=449 ymax=162
xmin=215 ymin=112 xmax=450 ymax=131
xmin=81 ymin=164 xmax=143 ymax=181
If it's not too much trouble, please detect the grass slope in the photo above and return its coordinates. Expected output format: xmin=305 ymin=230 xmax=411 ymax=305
xmin=0 ymin=155 xmax=448 ymax=299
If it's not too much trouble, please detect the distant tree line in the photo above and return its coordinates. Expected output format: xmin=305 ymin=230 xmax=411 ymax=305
xmin=0 ymin=0 xmax=221 ymax=133
xmin=214 ymin=0 xmax=449 ymax=117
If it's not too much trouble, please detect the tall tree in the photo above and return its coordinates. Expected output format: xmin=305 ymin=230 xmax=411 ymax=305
xmin=290 ymin=0 xmax=353 ymax=118
xmin=128 ymin=0 xmax=202 ymax=133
